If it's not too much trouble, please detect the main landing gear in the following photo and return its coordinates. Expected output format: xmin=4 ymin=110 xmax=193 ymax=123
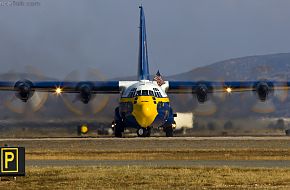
xmin=163 ymin=121 xmax=176 ymax=137
xmin=112 ymin=121 xmax=125 ymax=138
xmin=136 ymin=127 xmax=151 ymax=137
xmin=164 ymin=125 xmax=173 ymax=137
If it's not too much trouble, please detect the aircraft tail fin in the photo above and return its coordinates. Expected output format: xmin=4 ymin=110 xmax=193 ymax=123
xmin=138 ymin=6 xmax=150 ymax=80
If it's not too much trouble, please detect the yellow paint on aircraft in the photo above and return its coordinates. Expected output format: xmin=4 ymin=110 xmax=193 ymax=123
xmin=120 ymin=96 xmax=169 ymax=128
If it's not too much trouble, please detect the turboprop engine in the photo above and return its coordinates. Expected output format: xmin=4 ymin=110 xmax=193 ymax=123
xmin=76 ymin=83 xmax=94 ymax=104
xmin=195 ymin=83 xmax=212 ymax=103
xmin=14 ymin=80 xmax=34 ymax=102
xmin=254 ymin=81 xmax=273 ymax=102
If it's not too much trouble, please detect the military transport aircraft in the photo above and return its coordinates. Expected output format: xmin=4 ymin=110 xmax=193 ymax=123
xmin=0 ymin=6 xmax=289 ymax=137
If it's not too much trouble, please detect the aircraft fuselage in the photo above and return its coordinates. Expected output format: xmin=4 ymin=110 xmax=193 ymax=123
xmin=114 ymin=80 xmax=175 ymax=134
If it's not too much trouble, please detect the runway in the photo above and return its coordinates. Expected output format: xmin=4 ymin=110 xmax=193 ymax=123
xmin=1 ymin=136 xmax=290 ymax=150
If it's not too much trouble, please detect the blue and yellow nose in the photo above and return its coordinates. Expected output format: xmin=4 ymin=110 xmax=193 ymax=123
xmin=132 ymin=96 xmax=158 ymax=128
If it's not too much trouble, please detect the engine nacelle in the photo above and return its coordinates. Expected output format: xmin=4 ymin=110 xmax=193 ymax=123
xmin=254 ymin=82 xmax=273 ymax=101
xmin=195 ymin=84 xmax=209 ymax=103
xmin=77 ymin=83 xmax=93 ymax=104
xmin=14 ymin=80 xmax=34 ymax=102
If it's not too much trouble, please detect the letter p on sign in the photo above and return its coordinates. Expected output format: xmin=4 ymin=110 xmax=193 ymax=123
xmin=5 ymin=151 xmax=14 ymax=169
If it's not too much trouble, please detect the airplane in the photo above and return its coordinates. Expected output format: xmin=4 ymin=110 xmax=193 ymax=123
xmin=0 ymin=5 xmax=290 ymax=137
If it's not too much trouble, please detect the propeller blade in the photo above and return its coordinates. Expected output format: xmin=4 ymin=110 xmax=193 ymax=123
xmin=252 ymin=99 xmax=275 ymax=113
xmin=194 ymin=100 xmax=217 ymax=116
xmin=29 ymin=92 xmax=48 ymax=112
xmin=89 ymin=96 xmax=110 ymax=114
xmin=62 ymin=69 xmax=110 ymax=116
xmin=274 ymin=86 xmax=288 ymax=102
xmin=4 ymin=96 xmax=26 ymax=114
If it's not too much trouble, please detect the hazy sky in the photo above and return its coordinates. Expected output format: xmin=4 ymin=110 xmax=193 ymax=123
xmin=1 ymin=0 xmax=290 ymax=79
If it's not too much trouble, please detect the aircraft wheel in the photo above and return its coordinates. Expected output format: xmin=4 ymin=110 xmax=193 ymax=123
xmin=114 ymin=123 xmax=124 ymax=138
xmin=165 ymin=126 xmax=173 ymax=137
xmin=137 ymin=128 xmax=148 ymax=137
xmin=146 ymin=127 xmax=151 ymax=137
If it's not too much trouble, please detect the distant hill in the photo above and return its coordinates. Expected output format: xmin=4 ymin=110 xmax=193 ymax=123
xmin=169 ymin=53 xmax=290 ymax=81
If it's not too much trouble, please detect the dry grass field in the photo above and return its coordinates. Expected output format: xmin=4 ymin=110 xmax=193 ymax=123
xmin=1 ymin=166 xmax=290 ymax=189
xmin=4 ymin=137 xmax=289 ymax=161
xmin=0 ymin=137 xmax=289 ymax=189
xmin=25 ymin=148 xmax=290 ymax=161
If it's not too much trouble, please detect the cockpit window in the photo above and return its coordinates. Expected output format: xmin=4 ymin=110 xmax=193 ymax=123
xmin=142 ymin=90 xmax=149 ymax=96
xmin=153 ymin=88 xmax=162 ymax=97
xmin=128 ymin=92 xmax=134 ymax=98
xmin=128 ymin=88 xmax=137 ymax=98
xmin=154 ymin=92 xmax=162 ymax=98
xmin=134 ymin=90 xmax=155 ymax=96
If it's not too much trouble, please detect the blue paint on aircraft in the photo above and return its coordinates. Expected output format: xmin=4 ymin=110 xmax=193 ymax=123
xmin=138 ymin=6 xmax=150 ymax=81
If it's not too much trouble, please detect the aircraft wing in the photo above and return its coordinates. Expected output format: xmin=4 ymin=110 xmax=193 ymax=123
xmin=0 ymin=81 xmax=121 ymax=93
xmin=166 ymin=81 xmax=290 ymax=94
xmin=166 ymin=80 xmax=290 ymax=104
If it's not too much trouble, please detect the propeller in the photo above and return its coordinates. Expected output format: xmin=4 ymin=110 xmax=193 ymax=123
xmin=61 ymin=69 xmax=110 ymax=116
xmin=194 ymin=81 xmax=231 ymax=116
xmin=251 ymin=79 xmax=289 ymax=114
xmin=2 ymin=66 xmax=48 ymax=114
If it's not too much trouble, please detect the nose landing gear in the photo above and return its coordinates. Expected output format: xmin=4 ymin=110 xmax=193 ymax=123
xmin=164 ymin=125 xmax=173 ymax=137
xmin=137 ymin=127 xmax=151 ymax=137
